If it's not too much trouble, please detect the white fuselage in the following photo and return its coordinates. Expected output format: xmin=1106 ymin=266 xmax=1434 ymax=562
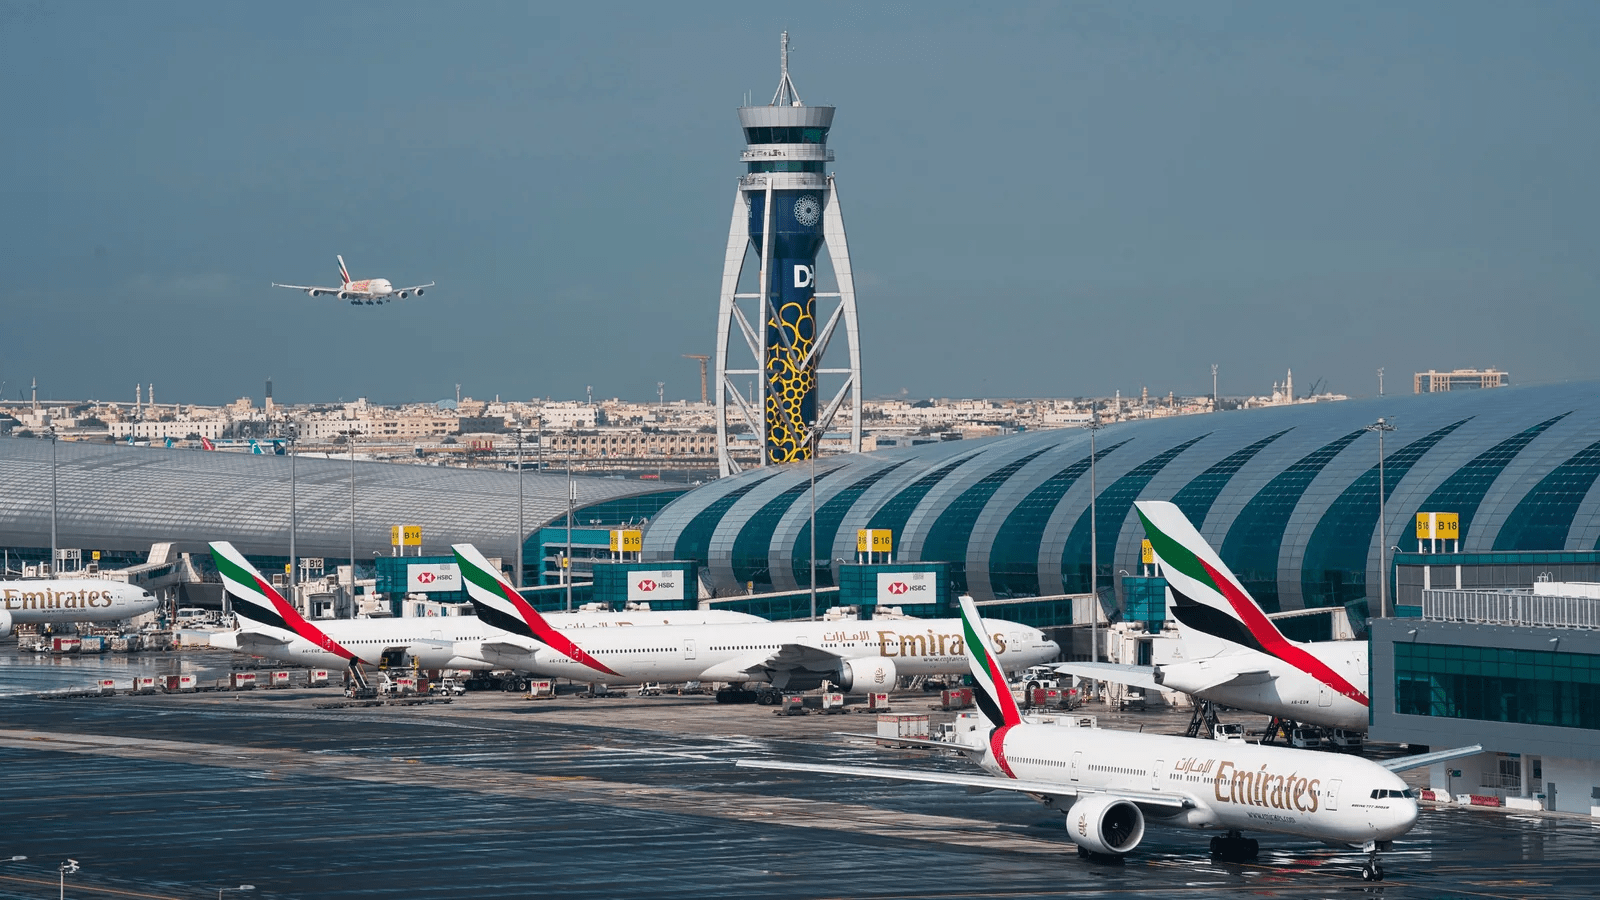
xmin=212 ymin=609 xmax=768 ymax=669
xmin=460 ymin=617 xmax=1059 ymax=686
xmin=988 ymin=721 xmax=1417 ymax=846
xmin=1163 ymin=641 xmax=1370 ymax=731
xmin=1 ymin=579 xmax=158 ymax=633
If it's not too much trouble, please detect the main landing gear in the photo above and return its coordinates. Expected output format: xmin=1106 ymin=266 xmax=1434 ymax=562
xmin=1360 ymin=842 xmax=1387 ymax=882
xmin=1209 ymin=830 xmax=1259 ymax=862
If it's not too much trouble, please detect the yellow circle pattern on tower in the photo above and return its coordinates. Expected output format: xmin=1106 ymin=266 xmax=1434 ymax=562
xmin=766 ymin=299 xmax=816 ymax=463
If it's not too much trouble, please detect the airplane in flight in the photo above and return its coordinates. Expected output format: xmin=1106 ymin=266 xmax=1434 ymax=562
xmin=1054 ymin=501 xmax=1369 ymax=733
xmin=1 ymin=578 xmax=158 ymax=636
xmin=449 ymin=542 xmax=1060 ymax=701
xmin=271 ymin=255 xmax=434 ymax=306
xmin=207 ymin=541 xmax=766 ymax=677
xmin=740 ymin=596 xmax=1481 ymax=882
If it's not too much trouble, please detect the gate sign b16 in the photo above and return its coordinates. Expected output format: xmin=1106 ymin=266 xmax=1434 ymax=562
xmin=876 ymin=571 xmax=934 ymax=604
xmin=407 ymin=563 xmax=461 ymax=592
xmin=627 ymin=570 xmax=685 ymax=603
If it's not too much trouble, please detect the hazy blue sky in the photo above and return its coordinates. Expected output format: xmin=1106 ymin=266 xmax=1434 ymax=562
xmin=2 ymin=1 xmax=1596 ymax=406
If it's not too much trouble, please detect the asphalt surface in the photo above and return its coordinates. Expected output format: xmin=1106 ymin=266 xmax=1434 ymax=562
xmin=2 ymin=651 xmax=1598 ymax=899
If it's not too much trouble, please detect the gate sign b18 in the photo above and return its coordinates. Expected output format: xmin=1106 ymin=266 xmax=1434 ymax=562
xmin=876 ymin=571 xmax=934 ymax=604
xmin=407 ymin=563 xmax=461 ymax=593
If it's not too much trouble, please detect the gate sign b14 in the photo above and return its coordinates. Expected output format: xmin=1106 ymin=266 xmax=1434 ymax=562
xmin=627 ymin=570 xmax=685 ymax=603
xmin=876 ymin=571 xmax=934 ymax=604
xmin=407 ymin=563 xmax=461 ymax=592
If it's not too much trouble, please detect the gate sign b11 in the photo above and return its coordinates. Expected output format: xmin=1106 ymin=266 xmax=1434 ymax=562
xmin=407 ymin=563 xmax=461 ymax=592
xmin=876 ymin=571 xmax=934 ymax=603
xmin=627 ymin=570 xmax=685 ymax=603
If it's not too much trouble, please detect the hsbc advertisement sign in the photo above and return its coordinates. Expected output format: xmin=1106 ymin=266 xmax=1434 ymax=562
xmin=877 ymin=571 xmax=935 ymax=603
xmin=407 ymin=563 xmax=461 ymax=593
xmin=627 ymin=570 xmax=686 ymax=603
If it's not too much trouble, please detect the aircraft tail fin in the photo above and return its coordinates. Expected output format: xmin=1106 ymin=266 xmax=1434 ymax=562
xmin=451 ymin=543 xmax=620 ymax=676
xmin=208 ymin=541 xmax=359 ymax=665
xmin=1135 ymin=500 xmax=1294 ymax=659
xmin=337 ymin=255 xmax=351 ymax=286
xmin=957 ymin=596 xmax=1023 ymax=731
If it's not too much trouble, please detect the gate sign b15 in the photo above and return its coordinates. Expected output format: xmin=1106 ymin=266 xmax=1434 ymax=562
xmin=876 ymin=571 xmax=934 ymax=603
xmin=407 ymin=563 xmax=461 ymax=592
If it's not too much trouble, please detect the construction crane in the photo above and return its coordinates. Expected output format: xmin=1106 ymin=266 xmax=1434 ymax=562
xmin=683 ymin=354 xmax=710 ymax=405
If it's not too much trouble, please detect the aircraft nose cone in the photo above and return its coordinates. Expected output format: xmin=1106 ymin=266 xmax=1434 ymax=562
xmin=1395 ymin=799 xmax=1420 ymax=834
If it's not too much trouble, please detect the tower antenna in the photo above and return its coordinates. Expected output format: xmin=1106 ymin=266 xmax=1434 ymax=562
xmin=771 ymin=31 xmax=803 ymax=107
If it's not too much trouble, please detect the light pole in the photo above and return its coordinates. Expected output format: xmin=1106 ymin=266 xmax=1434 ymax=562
xmin=342 ymin=428 xmax=361 ymax=617
xmin=48 ymin=429 xmax=58 ymax=576
xmin=1087 ymin=408 xmax=1103 ymax=670
xmin=1365 ymin=417 xmax=1396 ymax=619
xmin=287 ymin=423 xmax=298 ymax=610
xmin=565 ymin=437 xmax=574 ymax=611
xmin=218 ymin=885 xmax=255 ymax=900
xmin=514 ymin=426 xmax=525 ymax=589
xmin=59 ymin=859 xmax=78 ymax=900
xmin=808 ymin=418 xmax=818 ymax=621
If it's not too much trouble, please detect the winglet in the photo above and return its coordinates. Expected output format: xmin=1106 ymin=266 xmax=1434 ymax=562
xmin=208 ymin=541 xmax=361 ymax=663
xmin=451 ymin=543 xmax=620 ymax=676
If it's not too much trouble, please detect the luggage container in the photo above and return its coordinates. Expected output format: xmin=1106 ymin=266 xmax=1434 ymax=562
xmin=78 ymin=635 xmax=107 ymax=654
xmin=306 ymin=669 xmax=330 ymax=687
xmin=778 ymin=695 xmax=807 ymax=716
xmin=163 ymin=674 xmax=197 ymax=693
xmin=392 ymin=676 xmax=417 ymax=695
xmin=866 ymin=692 xmax=892 ymax=711
xmin=95 ymin=679 xmax=117 ymax=695
xmin=130 ymin=676 xmax=157 ymax=694
xmin=229 ymin=672 xmax=258 ymax=690
xmin=267 ymin=671 xmax=292 ymax=689
xmin=940 ymin=688 xmax=974 ymax=710
xmin=51 ymin=637 xmax=81 ymax=654
xmin=819 ymin=692 xmax=846 ymax=713
xmin=876 ymin=713 xmax=929 ymax=743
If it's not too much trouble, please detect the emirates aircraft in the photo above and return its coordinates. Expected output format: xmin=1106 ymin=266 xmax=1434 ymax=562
xmin=1055 ymin=502 xmax=1369 ymax=732
xmin=450 ymin=543 xmax=1060 ymax=699
xmin=206 ymin=542 xmax=765 ymax=676
xmin=740 ymin=597 xmax=1481 ymax=883
xmin=1 ymin=579 xmax=157 ymax=635
xmin=271 ymin=255 xmax=433 ymax=306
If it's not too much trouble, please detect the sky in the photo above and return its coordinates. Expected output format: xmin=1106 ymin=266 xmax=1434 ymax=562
xmin=2 ymin=1 xmax=1597 ymax=407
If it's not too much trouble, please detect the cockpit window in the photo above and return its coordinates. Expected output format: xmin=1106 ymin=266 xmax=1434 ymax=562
xmin=1369 ymin=788 xmax=1418 ymax=799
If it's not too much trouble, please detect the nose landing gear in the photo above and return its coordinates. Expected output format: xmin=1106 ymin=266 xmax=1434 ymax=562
xmin=1359 ymin=840 xmax=1388 ymax=881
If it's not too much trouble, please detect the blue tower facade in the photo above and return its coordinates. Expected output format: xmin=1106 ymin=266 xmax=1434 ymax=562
xmin=715 ymin=34 xmax=862 ymax=476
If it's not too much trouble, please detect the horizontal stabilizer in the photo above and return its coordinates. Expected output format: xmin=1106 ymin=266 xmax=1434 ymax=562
xmin=1189 ymin=669 xmax=1275 ymax=693
xmin=835 ymin=731 xmax=974 ymax=752
xmin=1054 ymin=662 xmax=1169 ymax=693
xmin=1380 ymin=744 xmax=1484 ymax=773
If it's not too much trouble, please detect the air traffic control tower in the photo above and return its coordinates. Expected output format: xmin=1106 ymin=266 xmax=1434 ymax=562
xmin=714 ymin=33 xmax=862 ymax=476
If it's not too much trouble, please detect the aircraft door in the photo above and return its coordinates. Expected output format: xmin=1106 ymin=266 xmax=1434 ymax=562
xmin=1152 ymin=760 xmax=1163 ymax=791
xmin=1318 ymin=685 xmax=1333 ymax=707
xmin=1071 ymin=751 xmax=1083 ymax=782
xmin=1326 ymin=778 xmax=1341 ymax=810
xmin=684 ymin=639 xmax=696 ymax=660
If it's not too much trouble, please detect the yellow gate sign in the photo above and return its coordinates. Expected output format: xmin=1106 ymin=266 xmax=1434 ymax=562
xmin=391 ymin=525 xmax=423 ymax=547
xmin=857 ymin=529 xmax=893 ymax=554
xmin=1140 ymin=540 xmax=1154 ymax=565
xmin=610 ymin=529 xmax=642 ymax=553
xmin=1414 ymin=512 xmax=1460 ymax=540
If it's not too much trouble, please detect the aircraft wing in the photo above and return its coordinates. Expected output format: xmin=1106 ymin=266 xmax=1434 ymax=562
xmin=1379 ymin=744 xmax=1484 ymax=774
xmin=737 ymin=759 xmax=1190 ymax=810
xmin=394 ymin=282 xmax=435 ymax=294
xmin=697 ymin=641 xmax=842 ymax=682
xmin=1054 ymin=662 xmax=1169 ymax=693
xmin=270 ymin=283 xmax=341 ymax=292
xmin=835 ymin=731 xmax=973 ymax=752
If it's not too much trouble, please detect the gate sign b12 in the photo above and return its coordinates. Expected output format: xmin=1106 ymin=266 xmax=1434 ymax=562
xmin=876 ymin=571 xmax=934 ymax=604
xmin=407 ymin=563 xmax=461 ymax=592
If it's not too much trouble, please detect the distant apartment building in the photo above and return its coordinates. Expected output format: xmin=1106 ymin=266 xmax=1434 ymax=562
xmin=1414 ymin=368 xmax=1509 ymax=393
xmin=549 ymin=430 xmax=719 ymax=459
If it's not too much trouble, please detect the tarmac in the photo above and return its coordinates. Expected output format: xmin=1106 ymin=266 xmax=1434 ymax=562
xmin=3 ymin=649 xmax=1600 ymax=899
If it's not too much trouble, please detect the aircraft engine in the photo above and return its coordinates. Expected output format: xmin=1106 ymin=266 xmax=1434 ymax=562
xmin=396 ymin=291 xmax=408 ymax=299
xmin=0 ymin=607 xmax=12 ymax=637
xmin=414 ymin=287 xmax=425 ymax=296
xmin=337 ymin=291 xmax=348 ymax=301
xmin=307 ymin=289 xmax=320 ymax=298
xmin=1065 ymin=795 xmax=1145 ymax=856
xmin=836 ymin=656 xmax=897 ymax=694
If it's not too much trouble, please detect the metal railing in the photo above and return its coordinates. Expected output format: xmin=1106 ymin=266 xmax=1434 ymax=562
xmin=1422 ymin=589 xmax=1600 ymax=630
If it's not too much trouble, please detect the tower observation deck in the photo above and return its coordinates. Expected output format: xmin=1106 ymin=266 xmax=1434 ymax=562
xmin=714 ymin=32 xmax=862 ymax=475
